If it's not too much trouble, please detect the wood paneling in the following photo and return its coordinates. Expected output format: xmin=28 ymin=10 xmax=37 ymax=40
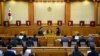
xmin=0 ymin=2 xmax=1 ymax=25
xmin=1 ymin=2 xmax=4 ymax=25
xmin=0 ymin=27 xmax=4 ymax=34
xmin=0 ymin=35 xmax=100 ymax=47
xmin=28 ymin=2 xmax=34 ymax=25
xmin=0 ymin=26 xmax=100 ymax=36
xmin=0 ymin=47 xmax=100 ymax=56
xmin=65 ymin=2 xmax=70 ymax=24
xmin=0 ymin=1 xmax=99 ymax=26
xmin=94 ymin=2 xmax=99 ymax=25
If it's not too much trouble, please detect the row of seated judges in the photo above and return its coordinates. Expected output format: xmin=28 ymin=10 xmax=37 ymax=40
xmin=38 ymin=27 xmax=60 ymax=36
xmin=0 ymin=45 xmax=99 ymax=56
xmin=3 ymin=20 xmax=96 ymax=26
xmin=0 ymin=32 xmax=97 ymax=47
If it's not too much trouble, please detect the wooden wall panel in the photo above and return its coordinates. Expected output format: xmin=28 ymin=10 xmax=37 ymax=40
xmin=65 ymin=2 xmax=70 ymax=24
xmin=1 ymin=2 xmax=4 ymax=25
xmin=82 ymin=27 xmax=91 ymax=36
xmin=0 ymin=26 xmax=100 ymax=36
xmin=0 ymin=27 xmax=4 ymax=35
xmin=89 ymin=27 xmax=97 ymax=34
xmin=94 ymin=2 xmax=99 ymax=25
xmin=0 ymin=2 xmax=1 ymax=25
xmin=28 ymin=2 xmax=34 ymax=24
xmin=0 ymin=47 xmax=100 ymax=56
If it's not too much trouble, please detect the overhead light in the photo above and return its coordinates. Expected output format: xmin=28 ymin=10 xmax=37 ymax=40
xmin=83 ymin=0 xmax=90 ymax=5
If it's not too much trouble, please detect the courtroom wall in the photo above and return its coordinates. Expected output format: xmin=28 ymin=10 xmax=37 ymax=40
xmin=1 ymin=26 xmax=100 ymax=36
xmin=4 ymin=1 xmax=28 ymax=24
xmin=34 ymin=2 xmax=65 ymax=23
xmin=0 ymin=2 xmax=1 ymax=25
xmin=71 ymin=1 xmax=94 ymax=24
xmin=98 ymin=2 xmax=100 ymax=24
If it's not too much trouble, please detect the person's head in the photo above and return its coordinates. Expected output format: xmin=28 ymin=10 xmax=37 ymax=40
xmin=14 ymin=34 xmax=17 ymax=37
xmin=88 ymin=34 xmax=93 ymax=38
xmin=8 ymin=38 xmax=11 ymax=42
xmin=33 ymin=34 xmax=36 ymax=37
xmin=72 ymin=35 xmax=75 ymax=39
xmin=23 ymin=34 xmax=27 ymax=37
xmin=0 ymin=37 xmax=2 ymax=40
xmin=7 ymin=45 xmax=12 ymax=50
xmin=23 ymin=46 xmax=27 ymax=54
xmin=90 ymin=46 xmax=95 ymax=51
xmin=28 ymin=37 xmax=32 ymax=40
xmin=76 ymin=33 xmax=80 ymax=36
xmin=64 ymin=35 xmax=67 ymax=37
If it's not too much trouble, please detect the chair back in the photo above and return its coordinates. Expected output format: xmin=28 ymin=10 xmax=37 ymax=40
xmin=34 ymin=41 xmax=38 ymax=47
xmin=63 ymin=42 xmax=68 ymax=47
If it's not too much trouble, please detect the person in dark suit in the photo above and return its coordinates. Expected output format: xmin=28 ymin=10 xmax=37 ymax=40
xmin=55 ymin=27 xmax=60 ymax=36
xmin=61 ymin=35 xmax=69 ymax=46
xmin=46 ymin=28 xmax=52 ymax=34
xmin=4 ymin=45 xmax=16 ymax=56
xmin=71 ymin=46 xmax=84 ymax=56
xmin=0 ymin=37 xmax=5 ymax=47
xmin=87 ymin=46 xmax=98 ymax=56
xmin=26 ymin=37 xmax=34 ymax=47
xmin=61 ymin=35 xmax=68 ymax=43
xmin=71 ymin=34 xmax=80 ymax=46
xmin=22 ymin=46 xmax=33 ymax=56
xmin=32 ymin=34 xmax=38 ymax=41
xmin=87 ymin=34 xmax=95 ymax=46
xmin=71 ymin=35 xmax=77 ymax=42
xmin=38 ymin=27 xmax=44 ymax=36
xmin=22 ymin=34 xmax=28 ymax=41
xmin=7 ymin=38 xmax=13 ymax=46
xmin=79 ymin=35 xmax=86 ymax=46
xmin=8 ymin=35 xmax=19 ymax=47
xmin=11 ymin=34 xmax=19 ymax=47
xmin=79 ymin=35 xmax=86 ymax=42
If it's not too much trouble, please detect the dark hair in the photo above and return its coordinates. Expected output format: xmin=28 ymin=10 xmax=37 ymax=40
xmin=7 ymin=45 xmax=12 ymax=49
xmin=23 ymin=46 xmax=27 ymax=54
xmin=90 ymin=46 xmax=95 ymax=51
xmin=23 ymin=34 xmax=27 ymax=37
xmin=14 ymin=34 xmax=17 ymax=37
xmin=29 ymin=53 xmax=34 ymax=56
xmin=33 ymin=34 xmax=36 ymax=36
xmin=28 ymin=37 xmax=32 ymax=40
xmin=20 ymin=33 xmax=23 ymax=35
xmin=8 ymin=38 xmax=11 ymax=42
xmin=57 ymin=27 xmax=59 ymax=29
xmin=0 ymin=37 xmax=2 ymax=40
xmin=64 ymin=35 xmax=66 ymax=37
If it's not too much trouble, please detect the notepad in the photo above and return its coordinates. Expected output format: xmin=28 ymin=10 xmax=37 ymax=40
xmin=74 ymin=36 xmax=79 ymax=40
xmin=18 ymin=36 xmax=23 ymax=39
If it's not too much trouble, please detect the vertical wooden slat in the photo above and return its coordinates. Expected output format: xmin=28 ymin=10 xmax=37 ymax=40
xmin=28 ymin=1 xmax=34 ymax=25
xmin=65 ymin=2 xmax=70 ymax=25
xmin=98 ymin=2 xmax=100 ymax=25
xmin=94 ymin=1 xmax=99 ymax=25
xmin=0 ymin=2 xmax=1 ymax=25
xmin=1 ymin=2 xmax=4 ymax=25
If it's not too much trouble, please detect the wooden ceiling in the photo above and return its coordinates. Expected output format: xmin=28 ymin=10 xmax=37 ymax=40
xmin=0 ymin=0 xmax=99 ymax=2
